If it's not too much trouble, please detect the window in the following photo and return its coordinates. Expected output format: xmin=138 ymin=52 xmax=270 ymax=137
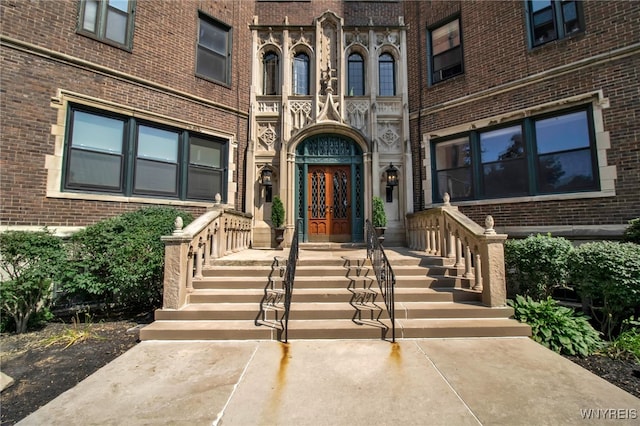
xmin=528 ymin=0 xmax=584 ymax=47
xmin=432 ymin=107 xmax=598 ymax=201
xmin=263 ymin=52 xmax=280 ymax=95
xmin=429 ymin=17 xmax=463 ymax=84
xmin=64 ymin=106 xmax=227 ymax=201
xmin=347 ymin=53 xmax=365 ymax=96
xmin=480 ymin=125 xmax=528 ymax=197
xmin=378 ymin=53 xmax=395 ymax=96
xmin=534 ymin=110 xmax=596 ymax=192
xmin=435 ymin=137 xmax=472 ymax=200
xmin=78 ymin=0 xmax=135 ymax=48
xmin=293 ymin=53 xmax=310 ymax=95
xmin=196 ymin=13 xmax=231 ymax=85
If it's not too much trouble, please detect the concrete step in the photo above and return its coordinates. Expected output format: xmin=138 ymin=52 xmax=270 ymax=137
xmin=395 ymin=318 xmax=532 ymax=338
xmin=285 ymin=319 xmax=392 ymax=340
xmin=192 ymin=275 xmax=376 ymax=290
xmin=395 ymin=302 xmax=515 ymax=319
xmin=139 ymin=320 xmax=276 ymax=340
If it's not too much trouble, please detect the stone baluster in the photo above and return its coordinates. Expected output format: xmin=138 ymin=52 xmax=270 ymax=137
xmin=464 ymin=242 xmax=473 ymax=279
xmin=194 ymin=237 xmax=204 ymax=279
xmin=473 ymin=248 xmax=483 ymax=291
xmin=454 ymin=233 xmax=463 ymax=267
xmin=186 ymin=245 xmax=195 ymax=293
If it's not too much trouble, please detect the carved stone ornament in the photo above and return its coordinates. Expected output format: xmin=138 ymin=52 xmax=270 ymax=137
xmin=484 ymin=215 xmax=496 ymax=235
xmin=173 ymin=216 xmax=184 ymax=234
xmin=443 ymin=192 xmax=451 ymax=206
xmin=258 ymin=123 xmax=278 ymax=150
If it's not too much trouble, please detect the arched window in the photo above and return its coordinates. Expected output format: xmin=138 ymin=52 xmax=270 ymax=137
xmin=378 ymin=53 xmax=395 ymax=96
xmin=347 ymin=53 xmax=365 ymax=96
xmin=263 ymin=52 xmax=279 ymax=95
xmin=293 ymin=52 xmax=310 ymax=95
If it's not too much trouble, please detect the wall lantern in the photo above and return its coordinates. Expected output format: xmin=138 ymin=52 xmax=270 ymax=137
xmin=261 ymin=168 xmax=273 ymax=187
xmin=261 ymin=167 xmax=273 ymax=202
xmin=385 ymin=163 xmax=398 ymax=202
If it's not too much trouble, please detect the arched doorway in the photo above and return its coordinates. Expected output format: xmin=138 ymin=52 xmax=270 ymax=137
xmin=295 ymin=135 xmax=364 ymax=242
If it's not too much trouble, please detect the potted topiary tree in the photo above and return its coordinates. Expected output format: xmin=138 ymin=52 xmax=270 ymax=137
xmin=271 ymin=195 xmax=285 ymax=249
xmin=372 ymin=196 xmax=387 ymax=242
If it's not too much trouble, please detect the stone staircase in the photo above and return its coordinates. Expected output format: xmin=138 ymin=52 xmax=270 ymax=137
xmin=140 ymin=248 xmax=530 ymax=340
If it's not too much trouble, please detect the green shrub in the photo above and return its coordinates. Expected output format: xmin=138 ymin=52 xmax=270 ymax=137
xmin=504 ymin=234 xmax=574 ymax=300
xmin=622 ymin=218 xmax=640 ymax=244
xmin=601 ymin=319 xmax=640 ymax=364
xmin=509 ymin=295 xmax=603 ymax=356
xmin=569 ymin=241 xmax=640 ymax=339
xmin=0 ymin=230 xmax=65 ymax=333
xmin=62 ymin=207 xmax=194 ymax=313
xmin=271 ymin=196 xmax=285 ymax=228
xmin=372 ymin=196 xmax=386 ymax=228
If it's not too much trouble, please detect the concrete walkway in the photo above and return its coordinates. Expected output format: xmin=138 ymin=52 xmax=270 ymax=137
xmin=18 ymin=338 xmax=639 ymax=425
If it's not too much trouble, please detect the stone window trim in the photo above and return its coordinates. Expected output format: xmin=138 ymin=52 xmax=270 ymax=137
xmin=421 ymin=90 xmax=616 ymax=207
xmin=46 ymin=89 xmax=237 ymax=208
xmin=76 ymin=0 xmax=136 ymax=51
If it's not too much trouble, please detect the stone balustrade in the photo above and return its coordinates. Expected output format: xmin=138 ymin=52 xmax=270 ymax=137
xmin=161 ymin=206 xmax=252 ymax=310
xmin=406 ymin=194 xmax=508 ymax=307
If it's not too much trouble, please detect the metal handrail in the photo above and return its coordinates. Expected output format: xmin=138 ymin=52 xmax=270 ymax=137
xmin=365 ymin=219 xmax=396 ymax=342
xmin=282 ymin=219 xmax=301 ymax=342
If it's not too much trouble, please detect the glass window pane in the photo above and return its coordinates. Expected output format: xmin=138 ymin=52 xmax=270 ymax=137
xmin=190 ymin=138 xmax=221 ymax=167
xmin=71 ymin=111 xmax=124 ymax=153
xmin=134 ymin=159 xmax=177 ymax=194
xmin=199 ymin=19 xmax=227 ymax=55
xmin=82 ymin=0 xmax=98 ymax=32
xmin=437 ymin=168 xmax=472 ymax=200
xmin=538 ymin=150 xmax=595 ymax=193
xmin=263 ymin=53 xmax=279 ymax=95
xmin=432 ymin=19 xmax=460 ymax=55
xmin=293 ymin=54 xmax=309 ymax=95
xmin=482 ymin=159 xmax=528 ymax=197
xmin=188 ymin=167 xmax=222 ymax=200
xmin=137 ymin=126 xmax=179 ymax=162
xmin=106 ymin=8 xmax=127 ymax=44
xmin=480 ymin=126 xmax=524 ymax=163
xmin=197 ymin=48 xmax=227 ymax=82
xmin=348 ymin=54 xmax=364 ymax=96
xmin=68 ymin=149 xmax=121 ymax=188
xmin=531 ymin=0 xmax=552 ymax=12
xmin=435 ymin=137 xmax=470 ymax=170
xmin=535 ymin=110 xmax=590 ymax=154
xmin=379 ymin=54 xmax=395 ymax=96
xmin=108 ymin=0 xmax=128 ymax=12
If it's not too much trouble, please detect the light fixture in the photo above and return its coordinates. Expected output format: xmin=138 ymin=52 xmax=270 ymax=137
xmin=261 ymin=168 xmax=272 ymax=187
xmin=386 ymin=163 xmax=398 ymax=202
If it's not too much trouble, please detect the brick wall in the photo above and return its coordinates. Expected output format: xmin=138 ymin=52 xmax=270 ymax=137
xmin=0 ymin=0 xmax=254 ymax=226
xmin=405 ymin=0 xmax=640 ymax=227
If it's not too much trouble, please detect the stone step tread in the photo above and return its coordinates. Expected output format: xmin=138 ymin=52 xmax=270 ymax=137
xmin=396 ymin=317 xmax=531 ymax=331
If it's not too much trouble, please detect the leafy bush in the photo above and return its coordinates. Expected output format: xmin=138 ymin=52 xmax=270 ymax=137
xmin=622 ymin=218 xmax=640 ymax=244
xmin=509 ymin=295 xmax=603 ymax=356
xmin=372 ymin=196 xmax=386 ymax=228
xmin=0 ymin=230 xmax=65 ymax=333
xmin=601 ymin=319 xmax=640 ymax=363
xmin=569 ymin=241 xmax=640 ymax=339
xmin=504 ymin=234 xmax=574 ymax=299
xmin=62 ymin=207 xmax=194 ymax=313
xmin=271 ymin=195 xmax=285 ymax=228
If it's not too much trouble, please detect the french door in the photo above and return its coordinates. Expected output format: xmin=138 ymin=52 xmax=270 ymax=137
xmin=307 ymin=165 xmax=351 ymax=242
